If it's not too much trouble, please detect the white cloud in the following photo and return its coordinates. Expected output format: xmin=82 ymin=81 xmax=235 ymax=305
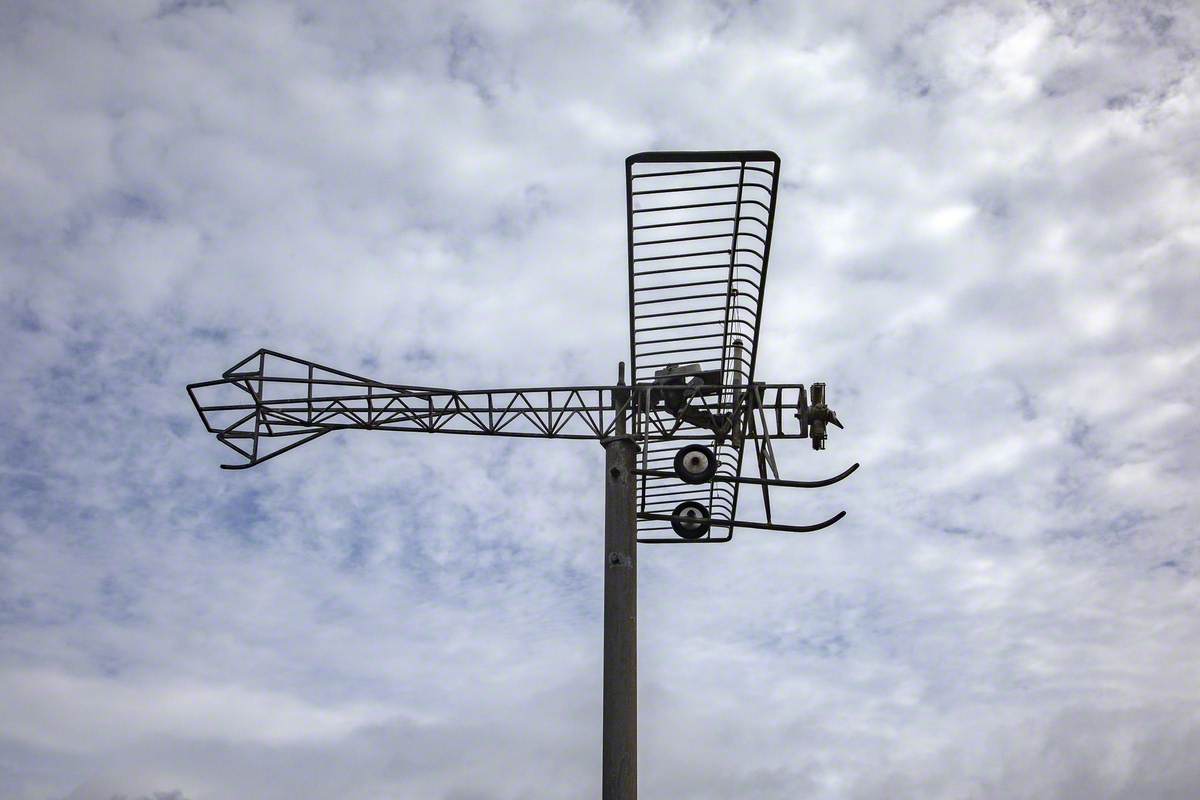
xmin=2 ymin=1 xmax=1199 ymax=799
xmin=0 ymin=669 xmax=392 ymax=752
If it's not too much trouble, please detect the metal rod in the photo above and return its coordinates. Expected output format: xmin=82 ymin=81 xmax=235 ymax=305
xmin=633 ymin=462 xmax=860 ymax=489
xmin=637 ymin=509 xmax=846 ymax=534
xmin=603 ymin=362 xmax=637 ymax=800
xmin=630 ymin=163 xmax=775 ymax=179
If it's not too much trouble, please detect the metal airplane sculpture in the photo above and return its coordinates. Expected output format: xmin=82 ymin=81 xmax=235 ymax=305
xmin=187 ymin=150 xmax=856 ymax=800
xmin=188 ymin=150 xmax=856 ymax=542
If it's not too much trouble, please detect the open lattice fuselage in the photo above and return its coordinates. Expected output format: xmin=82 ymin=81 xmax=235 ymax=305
xmin=187 ymin=349 xmax=817 ymax=457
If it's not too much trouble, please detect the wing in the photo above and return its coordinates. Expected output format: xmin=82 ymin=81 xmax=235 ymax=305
xmin=625 ymin=150 xmax=782 ymax=542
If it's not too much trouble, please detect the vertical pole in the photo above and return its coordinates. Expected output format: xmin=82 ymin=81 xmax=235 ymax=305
xmin=603 ymin=362 xmax=637 ymax=800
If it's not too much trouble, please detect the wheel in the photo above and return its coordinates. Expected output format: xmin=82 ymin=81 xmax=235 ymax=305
xmin=671 ymin=500 xmax=710 ymax=540
xmin=674 ymin=444 xmax=717 ymax=484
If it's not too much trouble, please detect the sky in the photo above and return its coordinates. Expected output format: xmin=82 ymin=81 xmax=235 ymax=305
xmin=1 ymin=0 xmax=1198 ymax=798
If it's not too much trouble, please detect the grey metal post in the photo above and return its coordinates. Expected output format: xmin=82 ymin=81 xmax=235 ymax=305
xmin=603 ymin=362 xmax=637 ymax=800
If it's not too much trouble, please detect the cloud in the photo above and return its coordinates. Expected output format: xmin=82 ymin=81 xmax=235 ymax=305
xmin=2 ymin=0 xmax=1198 ymax=798
xmin=0 ymin=668 xmax=391 ymax=752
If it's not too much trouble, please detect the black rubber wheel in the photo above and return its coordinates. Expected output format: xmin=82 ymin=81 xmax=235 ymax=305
xmin=674 ymin=444 xmax=717 ymax=484
xmin=671 ymin=500 xmax=710 ymax=540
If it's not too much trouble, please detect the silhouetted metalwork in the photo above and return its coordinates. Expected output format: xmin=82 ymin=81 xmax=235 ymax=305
xmin=188 ymin=347 xmax=856 ymax=540
xmin=189 ymin=151 xmax=855 ymax=542
xmin=187 ymin=150 xmax=858 ymax=800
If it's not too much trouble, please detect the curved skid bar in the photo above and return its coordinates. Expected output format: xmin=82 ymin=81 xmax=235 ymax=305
xmin=217 ymin=429 xmax=331 ymax=470
xmin=636 ymin=509 xmax=846 ymax=535
xmin=635 ymin=462 xmax=858 ymax=489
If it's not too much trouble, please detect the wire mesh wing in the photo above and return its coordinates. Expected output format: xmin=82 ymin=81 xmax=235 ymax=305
xmin=626 ymin=150 xmax=782 ymax=542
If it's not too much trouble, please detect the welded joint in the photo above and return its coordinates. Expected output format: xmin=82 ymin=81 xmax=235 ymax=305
xmin=607 ymin=552 xmax=632 ymax=568
xmin=600 ymin=434 xmax=640 ymax=450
